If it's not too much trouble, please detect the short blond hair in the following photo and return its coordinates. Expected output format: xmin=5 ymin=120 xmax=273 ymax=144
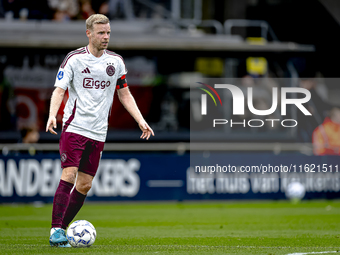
xmin=86 ymin=14 xmax=109 ymax=31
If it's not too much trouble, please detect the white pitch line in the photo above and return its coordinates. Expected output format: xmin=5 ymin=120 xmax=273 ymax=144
xmin=287 ymin=251 xmax=338 ymax=255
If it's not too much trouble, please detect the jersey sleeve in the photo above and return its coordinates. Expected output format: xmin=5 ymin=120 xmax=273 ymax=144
xmin=54 ymin=60 xmax=73 ymax=90
xmin=116 ymin=58 xmax=128 ymax=90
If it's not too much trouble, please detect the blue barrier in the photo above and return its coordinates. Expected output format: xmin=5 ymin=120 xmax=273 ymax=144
xmin=0 ymin=153 xmax=339 ymax=203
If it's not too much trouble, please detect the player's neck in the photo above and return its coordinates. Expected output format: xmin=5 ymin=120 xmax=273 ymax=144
xmin=88 ymin=44 xmax=104 ymax=58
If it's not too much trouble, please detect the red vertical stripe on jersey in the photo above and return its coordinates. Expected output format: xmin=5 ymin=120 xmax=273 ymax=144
xmin=62 ymin=99 xmax=77 ymax=132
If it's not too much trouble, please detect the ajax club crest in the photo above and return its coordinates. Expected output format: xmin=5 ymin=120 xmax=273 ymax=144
xmin=106 ymin=63 xmax=115 ymax=76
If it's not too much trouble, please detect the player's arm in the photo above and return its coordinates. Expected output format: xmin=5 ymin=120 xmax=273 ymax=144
xmin=46 ymin=87 xmax=66 ymax=135
xmin=117 ymin=87 xmax=154 ymax=140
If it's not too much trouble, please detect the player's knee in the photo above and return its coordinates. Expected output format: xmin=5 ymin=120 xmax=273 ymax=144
xmin=61 ymin=168 xmax=77 ymax=183
xmin=77 ymin=181 xmax=92 ymax=194
xmin=83 ymin=182 xmax=92 ymax=193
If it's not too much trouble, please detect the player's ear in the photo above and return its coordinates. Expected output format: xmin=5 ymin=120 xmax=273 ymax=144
xmin=86 ymin=29 xmax=91 ymax=38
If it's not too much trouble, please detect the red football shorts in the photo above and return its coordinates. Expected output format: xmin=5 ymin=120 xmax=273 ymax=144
xmin=59 ymin=131 xmax=104 ymax=177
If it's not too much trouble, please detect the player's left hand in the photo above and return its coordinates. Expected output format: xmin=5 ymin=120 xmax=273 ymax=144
xmin=139 ymin=122 xmax=154 ymax=140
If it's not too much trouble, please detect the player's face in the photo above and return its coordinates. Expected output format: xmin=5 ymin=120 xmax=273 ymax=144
xmin=89 ymin=23 xmax=111 ymax=51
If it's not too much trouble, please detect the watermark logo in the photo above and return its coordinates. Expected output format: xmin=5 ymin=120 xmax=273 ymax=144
xmin=197 ymin=82 xmax=222 ymax=115
xmin=198 ymin=83 xmax=312 ymax=128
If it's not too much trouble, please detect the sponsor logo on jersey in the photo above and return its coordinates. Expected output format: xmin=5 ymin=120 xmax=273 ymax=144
xmin=57 ymin=71 xmax=64 ymax=80
xmin=106 ymin=64 xmax=115 ymax=76
xmin=83 ymin=78 xmax=111 ymax=89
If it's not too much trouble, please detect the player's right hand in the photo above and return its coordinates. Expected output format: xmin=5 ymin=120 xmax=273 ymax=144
xmin=139 ymin=122 xmax=154 ymax=140
xmin=46 ymin=116 xmax=58 ymax=135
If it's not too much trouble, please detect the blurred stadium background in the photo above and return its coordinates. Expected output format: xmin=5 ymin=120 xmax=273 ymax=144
xmin=1 ymin=0 xmax=340 ymax=203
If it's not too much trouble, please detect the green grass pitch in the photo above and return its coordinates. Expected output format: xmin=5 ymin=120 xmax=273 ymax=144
xmin=0 ymin=200 xmax=340 ymax=254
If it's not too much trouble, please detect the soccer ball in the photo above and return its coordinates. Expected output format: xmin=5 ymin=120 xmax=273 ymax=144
xmin=66 ymin=220 xmax=96 ymax=248
xmin=285 ymin=182 xmax=306 ymax=200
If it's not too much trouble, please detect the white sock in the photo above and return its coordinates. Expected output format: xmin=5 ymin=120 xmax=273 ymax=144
xmin=50 ymin=227 xmax=61 ymax=236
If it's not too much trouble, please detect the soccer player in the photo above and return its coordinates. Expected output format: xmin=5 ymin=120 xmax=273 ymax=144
xmin=46 ymin=14 xmax=154 ymax=247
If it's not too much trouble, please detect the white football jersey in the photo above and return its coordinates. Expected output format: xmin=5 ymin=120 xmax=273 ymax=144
xmin=54 ymin=46 xmax=128 ymax=142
